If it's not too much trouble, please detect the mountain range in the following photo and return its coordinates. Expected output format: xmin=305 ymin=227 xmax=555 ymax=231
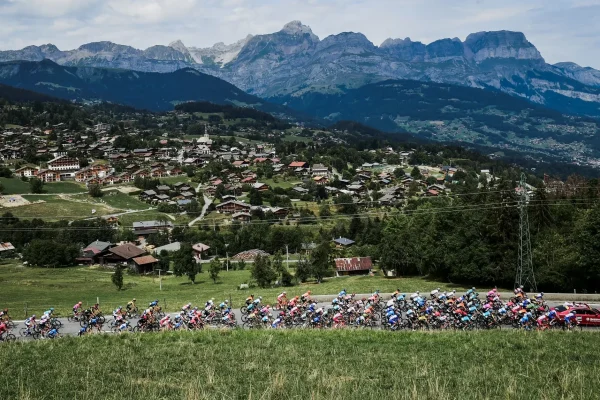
xmin=2 ymin=21 xmax=600 ymax=118
xmin=0 ymin=59 xmax=294 ymax=117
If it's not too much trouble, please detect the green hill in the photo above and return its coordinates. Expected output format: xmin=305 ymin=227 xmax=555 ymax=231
xmin=272 ymin=79 xmax=600 ymax=161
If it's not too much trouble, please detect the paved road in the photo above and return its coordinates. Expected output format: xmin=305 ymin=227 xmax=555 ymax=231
xmin=188 ymin=195 xmax=212 ymax=227
xmin=10 ymin=300 xmax=600 ymax=340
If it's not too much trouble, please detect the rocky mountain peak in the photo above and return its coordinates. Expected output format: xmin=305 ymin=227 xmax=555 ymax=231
xmin=39 ymin=44 xmax=60 ymax=54
xmin=168 ymin=40 xmax=188 ymax=54
xmin=464 ymin=30 xmax=543 ymax=63
xmin=280 ymin=20 xmax=319 ymax=41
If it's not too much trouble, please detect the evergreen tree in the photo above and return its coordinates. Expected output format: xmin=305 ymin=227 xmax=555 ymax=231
xmin=209 ymin=258 xmax=221 ymax=283
xmin=112 ymin=265 xmax=124 ymax=291
xmin=251 ymin=254 xmax=277 ymax=288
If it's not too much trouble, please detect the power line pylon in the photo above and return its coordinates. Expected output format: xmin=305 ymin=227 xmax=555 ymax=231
xmin=515 ymin=173 xmax=537 ymax=292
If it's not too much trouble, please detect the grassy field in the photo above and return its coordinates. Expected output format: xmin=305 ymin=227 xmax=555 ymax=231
xmin=0 ymin=178 xmax=85 ymax=194
xmin=1 ymin=330 xmax=598 ymax=399
xmin=0 ymin=262 xmax=471 ymax=317
xmin=7 ymin=195 xmax=114 ymax=220
xmin=74 ymin=192 xmax=150 ymax=211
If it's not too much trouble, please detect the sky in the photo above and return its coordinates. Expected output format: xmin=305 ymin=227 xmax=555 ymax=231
xmin=0 ymin=0 xmax=599 ymax=68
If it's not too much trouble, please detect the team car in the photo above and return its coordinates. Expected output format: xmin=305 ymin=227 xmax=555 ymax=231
xmin=554 ymin=305 xmax=600 ymax=326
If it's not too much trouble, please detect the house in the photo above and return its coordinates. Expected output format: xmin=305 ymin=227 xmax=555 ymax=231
xmin=252 ymin=182 xmax=269 ymax=192
xmin=36 ymin=169 xmax=60 ymax=182
xmin=14 ymin=165 xmax=38 ymax=178
xmin=241 ymin=176 xmax=257 ymax=185
xmin=313 ymin=175 xmax=328 ymax=185
xmin=106 ymin=243 xmax=146 ymax=265
xmin=79 ymin=240 xmax=112 ymax=264
xmin=139 ymin=190 xmax=157 ymax=201
xmin=132 ymin=220 xmax=173 ymax=236
xmin=333 ymin=237 xmax=355 ymax=248
xmin=289 ymin=161 xmax=308 ymax=169
xmin=192 ymin=243 xmax=211 ymax=261
xmin=0 ymin=242 xmax=16 ymax=255
xmin=293 ymin=187 xmax=309 ymax=195
xmin=133 ymin=255 xmax=159 ymax=273
xmin=232 ymin=212 xmax=252 ymax=223
xmin=47 ymin=156 xmax=80 ymax=171
xmin=216 ymin=200 xmax=251 ymax=214
xmin=335 ymin=257 xmax=373 ymax=276
xmin=156 ymin=185 xmax=171 ymax=194
xmin=232 ymin=160 xmax=250 ymax=168
xmin=311 ymin=164 xmax=329 ymax=177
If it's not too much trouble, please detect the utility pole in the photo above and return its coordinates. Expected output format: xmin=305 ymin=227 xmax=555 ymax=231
xmin=515 ymin=173 xmax=537 ymax=292
xmin=157 ymin=269 xmax=163 ymax=291
xmin=285 ymin=244 xmax=289 ymax=269
xmin=225 ymin=243 xmax=229 ymax=272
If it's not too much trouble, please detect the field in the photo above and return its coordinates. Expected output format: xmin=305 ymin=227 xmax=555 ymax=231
xmin=7 ymin=195 xmax=114 ymax=219
xmin=1 ymin=330 xmax=598 ymax=399
xmin=0 ymin=178 xmax=85 ymax=194
xmin=75 ymin=192 xmax=151 ymax=211
xmin=0 ymin=262 xmax=471 ymax=316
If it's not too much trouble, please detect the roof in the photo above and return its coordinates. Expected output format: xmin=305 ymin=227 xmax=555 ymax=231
xmin=216 ymin=200 xmax=251 ymax=209
xmin=232 ymin=212 xmax=252 ymax=218
xmin=132 ymin=221 xmax=173 ymax=229
xmin=232 ymin=249 xmax=270 ymax=260
xmin=193 ymin=243 xmax=211 ymax=253
xmin=133 ymin=255 xmax=159 ymax=265
xmin=0 ymin=242 xmax=15 ymax=252
xmin=335 ymin=257 xmax=373 ymax=272
xmin=333 ymin=237 xmax=355 ymax=246
xmin=109 ymin=243 xmax=146 ymax=260
xmin=289 ymin=161 xmax=307 ymax=168
xmin=154 ymin=242 xmax=181 ymax=253
xmin=84 ymin=240 xmax=111 ymax=253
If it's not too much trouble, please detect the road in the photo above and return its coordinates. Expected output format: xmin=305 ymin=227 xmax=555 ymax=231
xmin=188 ymin=195 xmax=212 ymax=227
xmin=9 ymin=300 xmax=600 ymax=340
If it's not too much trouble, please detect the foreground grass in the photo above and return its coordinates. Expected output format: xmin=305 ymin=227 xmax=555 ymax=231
xmin=1 ymin=330 xmax=598 ymax=399
xmin=0 ymin=263 xmax=471 ymax=316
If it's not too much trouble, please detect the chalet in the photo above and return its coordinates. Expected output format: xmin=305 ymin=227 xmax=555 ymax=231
xmin=132 ymin=169 xmax=149 ymax=178
xmin=105 ymin=243 xmax=146 ymax=265
xmin=139 ymin=190 xmax=157 ymax=200
xmin=156 ymin=185 xmax=171 ymax=194
xmin=335 ymin=257 xmax=373 ymax=276
xmin=79 ymin=240 xmax=112 ymax=264
xmin=154 ymin=194 xmax=170 ymax=203
xmin=36 ymin=169 xmax=60 ymax=182
xmin=47 ymin=156 xmax=80 ymax=171
xmin=14 ymin=165 xmax=38 ymax=178
xmin=232 ymin=160 xmax=250 ymax=169
xmin=293 ymin=187 xmax=309 ymax=194
xmin=192 ymin=243 xmax=211 ymax=261
xmin=125 ymin=164 xmax=140 ymax=171
xmin=151 ymin=167 xmax=166 ymax=178
xmin=252 ymin=182 xmax=270 ymax=192
xmin=424 ymin=189 xmax=439 ymax=197
xmin=133 ymin=255 xmax=159 ymax=273
xmin=270 ymin=207 xmax=289 ymax=218
xmin=221 ymin=195 xmax=237 ymax=202
xmin=288 ymin=161 xmax=308 ymax=169
xmin=132 ymin=220 xmax=173 ymax=236
xmin=311 ymin=164 xmax=329 ymax=177
xmin=117 ymin=172 xmax=132 ymax=183
xmin=313 ymin=175 xmax=328 ymax=185
xmin=216 ymin=200 xmax=251 ymax=214
xmin=232 ymin=212 xmax=252 ymax=223
xmin=241 ymin=176 xmax=257 ymax=184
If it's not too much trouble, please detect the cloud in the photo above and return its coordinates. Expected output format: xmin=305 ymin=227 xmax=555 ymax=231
xmin=0 ymin=0 xmax=598 ymax=68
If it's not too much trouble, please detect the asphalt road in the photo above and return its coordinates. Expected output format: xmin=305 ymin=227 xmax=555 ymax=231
xmin=9 ymin=300 xmax=600 ymax=340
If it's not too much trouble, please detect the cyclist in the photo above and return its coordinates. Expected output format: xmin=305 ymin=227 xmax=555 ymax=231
xmin=149 ymin=299 xmax=159 ymax=308
xmin=72 ymin=301 xmax=83 ymax=316
xmin=430 ymin=288 xmax=440 ymax=299
xmin=0 ymin=308 xmax=9 ymax=322
xmin=219 ymin=300 xmax=229 ymax=310
xmin=0 ymin=320 xmax=8 ymax=337
xmin=301 ymin=291 xmax=311 ymax=303
xmin=245 ymin=295 xmax=254 ymax=306
xmin=24 ymin=315 xmax=36 ymax=334
xmin=126 ymin=298 xmax=137 ymax=312
xmin=277 ymin=291 xmax=287 ymax=307
xmin=182 ymin=303 xmax=192 ymax=313
xmin=564 ymin=310 xmax=577 ymax=327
